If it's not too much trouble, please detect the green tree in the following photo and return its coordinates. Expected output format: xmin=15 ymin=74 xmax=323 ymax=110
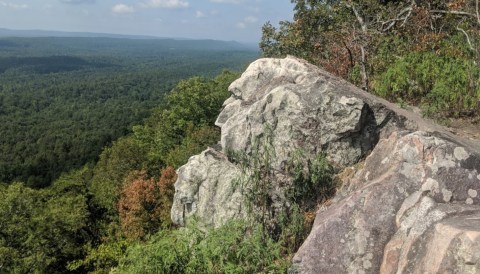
xmin=261 ymin=0 xmax=480 ymax=118
xmin=0 ymin=167 xmax=92 ymax=273
xmin=90 ymin=137 xmax=147 ymax=216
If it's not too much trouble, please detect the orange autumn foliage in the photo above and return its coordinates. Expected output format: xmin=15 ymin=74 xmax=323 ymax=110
xmin=117 ymin=167 xmax=177 ymax=240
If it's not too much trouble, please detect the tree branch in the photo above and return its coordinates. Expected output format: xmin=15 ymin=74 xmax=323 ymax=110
xmin=345 ymin=2 xmax=367 ymax=32
xmin=476 ymin=0 xmax=480 ymax=25
xmin=380 ymin=7 xmax=412 ymax=31
xmin=430 ymin=9 xmax=477 ymax=18
xmin=457 ymin=20 xmax=474 ymax=51
xmin=379 ymin=0 xmax=416 ymax=32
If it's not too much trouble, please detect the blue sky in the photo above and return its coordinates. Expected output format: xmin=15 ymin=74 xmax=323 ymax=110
xmin=0 ymin=0 xmax=294 ymax=43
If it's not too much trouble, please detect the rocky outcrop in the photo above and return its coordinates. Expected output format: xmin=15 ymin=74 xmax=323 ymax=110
xmin=172 ymin=56 xmax=404 ymax=228
xmin=292 ymin=131 xmax=480 ymax=273
xmin=170 ymin=147 xmax=244 ymax=227
xmin=171 ymin=56 xmax=480 ymax=272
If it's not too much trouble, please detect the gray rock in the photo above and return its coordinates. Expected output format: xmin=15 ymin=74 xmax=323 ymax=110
xmin=292 ymin=131 xmax=480 ymax=273
xmin=171 ymin=56 xmax=480 ymax=273
xmin=173 ymin=56 xmax=402 ymax=228
xmin=170 ymin=147 xmax=244 ymax=228
xmin=215 ymin=56 xmax=402 ymax=170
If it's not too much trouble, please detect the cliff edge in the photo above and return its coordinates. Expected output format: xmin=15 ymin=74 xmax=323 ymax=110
xmin=171 ymin=56 xmax=480 ymax=273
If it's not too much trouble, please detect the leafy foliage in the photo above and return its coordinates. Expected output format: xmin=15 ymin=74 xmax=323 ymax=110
xmin=165 ymin=126 xmax=221 ymax=169
xmin=117 ymin=128 xmax=336 ymax=274
xmin=133 ymin=70 xmax=237 ymax=173
xmin=89 ymin=71 xmax=235 ymax=224
xmin=67 ymin=71 xmax=239 ymax=273
xmin=0 ymin=37 xmax=256 ymax=188
xmin=0 ymin=167 xmax=93 ymax=273
xmin=67 ymin=240 xmax=129 ymax=274
xmin=374 ymin=36 xmax=480 ymax=117
xmin=0 ymin=43 xmax=246 ymax=273
xmin=287 ymin=151 xmax=335 ymax=208
xmin=261 ymin=0 xmax=480 ymax=118
xmin=90 ymin=137 xmax=147 ymax=215
xmin=118 ymin=167 xmax=176 ymax=240
xmin=116 ymin=220 xmax=289 ymax=274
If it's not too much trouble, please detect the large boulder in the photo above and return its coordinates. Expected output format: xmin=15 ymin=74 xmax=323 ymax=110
xmin=170 ymin=147 xmax=244 ymax=227
xmin=291 ymin=130 xmax=480 ymax=273
xmin=215 ymin=57 xmax=401 ymax=169
xmin=171 ymin=56 xmax=480 ymax=272
xmin=172 ymin=56 xmax=405 ymax=228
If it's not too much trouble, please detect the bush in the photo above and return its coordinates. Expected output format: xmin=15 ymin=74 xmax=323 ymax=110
xmin=374 ymin=50 xmax=480 ymax=118
xmin=116 ymin=220 xmax=289 ymax=274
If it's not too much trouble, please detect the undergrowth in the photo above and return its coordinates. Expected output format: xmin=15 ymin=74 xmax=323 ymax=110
xmin=116 ymin=125 xmax=336 ymax=273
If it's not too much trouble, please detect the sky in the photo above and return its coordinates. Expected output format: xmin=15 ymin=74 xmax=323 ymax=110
xmin=0 ymin=0 xmax=294 ymax=43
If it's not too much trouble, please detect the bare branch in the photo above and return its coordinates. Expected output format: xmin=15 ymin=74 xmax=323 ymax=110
xmin=379 ymin=1 xmax=416 ymax=32
xmin=476 ymin=0 xmax=480 ymax=25
xmin=380 ymin=8 xmax=412 ymax=31
xmin=345 ymin=2 xmax=367 ymax=32
xmin=400 ymin=7 xmax=413 ymax=27
xmin=430 ymin=9 xmax=477 ymax=18
xmin=456 ymin=20 xmax=474 ymax=51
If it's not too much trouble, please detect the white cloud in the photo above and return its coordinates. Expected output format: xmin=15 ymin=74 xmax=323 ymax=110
xmin=236 ymin=15 xmax=258 ymax=29
xmin=60 ymin=0 xmax=95 ymax=4
xmin=196 ymin=11 xmax=206 ymax=18
xmin=236 ymin=22 xmax=246 ymax=29
xmin=244 ymin=16 xmax=257 ymax=23
xmin=112 ymin=4 xmax=135 ymax=14
xmin=0 ymin=1 xmax=28 ymax=9
xmin=143 ymin=0 xmax=189 ymax=8
xmin=211 ymin=0 xmax=243 ymax=3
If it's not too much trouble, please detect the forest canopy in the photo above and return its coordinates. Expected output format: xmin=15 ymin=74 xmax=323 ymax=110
xmin=0 ymin=37 xmax=257 ymax=187
xmin=0 ymin=70 xmax=243 ymax=273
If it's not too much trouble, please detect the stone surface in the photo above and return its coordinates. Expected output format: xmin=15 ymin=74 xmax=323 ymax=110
xmin=171 ymin=56 xmax=480 ymax=273
xmin=292 ymin=130 xmax=480 ymax=273
xmin=215 ymin=57 xmax=402 ymax=170
xmin=170 ymin=147 xmax=244 ymax=227
xmin=172 ymin=56 xmax=403 ymax=228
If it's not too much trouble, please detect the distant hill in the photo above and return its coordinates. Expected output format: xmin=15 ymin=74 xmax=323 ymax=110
xmin=0 ymin=28 xmax=159 ymax=39
xmin=0 ymin=28 xmax=257 ymax=50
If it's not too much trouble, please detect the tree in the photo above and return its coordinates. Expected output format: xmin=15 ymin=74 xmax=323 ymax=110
xmin=117 ymin=167 xmax=177 ymax=240
xmin=261 ymin=0 xmax=480 ymax=118
xmin=0 ymin=167 xmax=92 ymax=273
xmin=90 ymin=137 xmax=147 ymax=216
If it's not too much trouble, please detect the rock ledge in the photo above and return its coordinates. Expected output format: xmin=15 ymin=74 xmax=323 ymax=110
xmin=171 ymin=56 xmax=480 ymax=273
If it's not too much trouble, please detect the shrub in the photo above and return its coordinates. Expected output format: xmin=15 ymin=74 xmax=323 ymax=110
xmin=116 ymin=220 xmax=289 ymax=274
xmin=117 ymin=167 xmax=177 ymax=240
xmin=374 ymin=49 xmax=480 ymax=118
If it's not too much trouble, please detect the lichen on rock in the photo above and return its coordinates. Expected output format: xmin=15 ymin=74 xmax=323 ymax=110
xmin=171 ymin=56 xmax=480 ymax=273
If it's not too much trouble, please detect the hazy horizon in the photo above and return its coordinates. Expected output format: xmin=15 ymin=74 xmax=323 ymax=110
xmin=0 ymin=0 xmax=294 ymax=43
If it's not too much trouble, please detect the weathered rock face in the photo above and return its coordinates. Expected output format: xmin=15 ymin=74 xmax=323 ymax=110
xmin=170 ymin=147 xmax=244 ymax=227
xmin=172 ymin=56 xmax=401 ymax=228
xmin=215 ymin=57 xmax=401 ymax=170
xmin=292 ymin=131 xmax=480 ymax=273
xmin=171 ymin=56 xmax=480 ymax=273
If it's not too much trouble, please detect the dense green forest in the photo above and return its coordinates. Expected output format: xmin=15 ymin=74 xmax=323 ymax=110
xmin=0 ymin=35 xmax=265 ymax=272
xmin=0 ymin=69 xmax=328 ymax=273
xmin=0 ymin=37 xmax=257 ymax=187
xmin=0 ymin=71 xmax=231 ymax=273
xmin=3 ymin=1 xmax=480 ymax=273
